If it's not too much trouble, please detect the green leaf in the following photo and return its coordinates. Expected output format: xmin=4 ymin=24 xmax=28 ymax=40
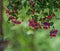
xmin=23 ymin=1 xmax=27 ymax=8
xmin=54 ymin=8 xmax=58 ymax=12
xmin=46 ymin=20 xmax=49 ymax=22
xmin=36 ymin=8 xmax=40 ymax=13
xmin=26 ymin=9 xmax=31 ymax=15
xmin=44 ymin=12 xmax=48 ymax=16
xmin=32 ymin=15 xmax=38 ymax=21
xmin=7 ymin=5 xmax=13 ymax=10
xmin=50 ymin=22 xmax=54 ymax=26
xmin=16 ymin=1 xmax=21 ymax=5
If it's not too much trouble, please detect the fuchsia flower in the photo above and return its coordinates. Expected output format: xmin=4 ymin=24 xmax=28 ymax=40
xmin=43 ymin=22 xmax=50 ymax=26
xmin=50 ymin=29 xmax=58 ymax=37
xmin=12 ymin=20 xmax=21 ymax=24
xmin=11 ymin=19 xmax=21 ymax=24
xmin=46 ymin=15 xmax=52 ymax=19
xmin=9 ymin=16 xmax=15 ymax=20
xmin=29 ymin=19 xmax=41 ymax=30
xmin=43 ymin=26 xmax=49 ymax=29
xmin=9 ymin=16 xmax=21 ymax=24
xmin=43 ymin=22 xmax=50 ymax=29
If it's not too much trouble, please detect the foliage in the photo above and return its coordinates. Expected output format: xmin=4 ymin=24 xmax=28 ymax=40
xmin=3 ymin=0 xmax=60 ymax=51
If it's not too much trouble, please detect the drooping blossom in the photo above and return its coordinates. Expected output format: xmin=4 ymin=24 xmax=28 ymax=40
xmin=43 ymin=22 xmax=50 ymax=26
xmin=11 ymin=20 xmax=21 ymax=24
xmin=9 ymin=16 xmax=21 ymax=24
xmin=50 ymin=29 xmax=58 ymax=37
xmin=46 ymin=15 xmax=52 ymax=20
xmin=43 ymin=22 xmax=50 ymax=29
xmin=29 ymin=19 xmax=41 ymax=30
xmin=43 ymin=26 xmax=49 ymax=29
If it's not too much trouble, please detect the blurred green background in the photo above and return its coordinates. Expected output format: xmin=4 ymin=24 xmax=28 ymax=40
xmin=3 ymin=0 xmax=60 ymax=51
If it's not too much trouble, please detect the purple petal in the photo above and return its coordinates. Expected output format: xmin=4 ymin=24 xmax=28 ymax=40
xmin=54 ymin=30 xmax=58 ymax=34
xmin=43 ymin=22 xmax=50 ymax=26
xmin=50 ymin=30 xmax=58 ymax=34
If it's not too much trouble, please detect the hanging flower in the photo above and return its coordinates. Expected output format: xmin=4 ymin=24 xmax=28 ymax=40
xmin=32 ymin=23 xmax=41 ymax=30
xmin=50 ymin=29 xmax=58 ymax=37
xmin=9 ymin=16 xmax=21 ymax=24
xmin=43 ymin=22 xmax=50 ymax=29
xmin=43 ymin=22 xmax=50 ymax=26
xmin=46 ymin=15 xmax=52 ymax=20
xmin=9 ymin=16 xmax=15 ymax=20
xmin=8 ymin=16 xmax=15 ymax=21
xmin=29 ymin=19 xmax=41 ymax=30
xmin=43 ymin=26 xmax=49 ymax=29
xmin=11 ymin=19 xmax=21 ymax=24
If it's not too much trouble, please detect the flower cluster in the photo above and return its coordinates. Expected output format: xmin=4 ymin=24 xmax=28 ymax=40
xmin=46 ymin=15 xmax=52 ymax=20
xmin=29 ymin=19 xmax=41 ymax=30
xmin=6 ymin=0 xmax=21 ymax=24
xmin=6 ymin=0 xmax=60 ymax=37
xmin=9 ymin=16 xmax=21 ymax=24
xmin=6 ymin=9 xmax=21 ymax=24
